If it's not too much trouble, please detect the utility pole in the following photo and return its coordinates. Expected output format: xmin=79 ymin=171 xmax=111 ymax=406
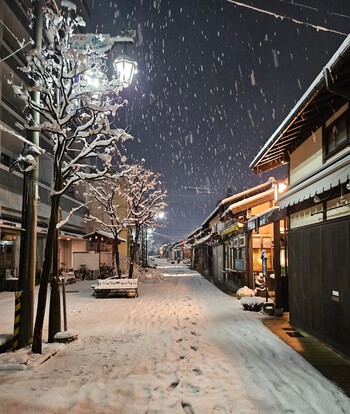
xmin=16 ymin=0 xmax=44 ymax=349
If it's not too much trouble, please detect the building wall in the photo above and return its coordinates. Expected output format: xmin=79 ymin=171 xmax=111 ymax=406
xmin=212 ymin=244 xmax=224 ymax=281
xmin=0 ymin=0 xmax=92 ymax=288
xmin=58 ymin=238 xmax=87 ymax=269
xmin=289 ymin=127 xmax=323 ymax=186
xmin=286 ymin=99 xmax=350 ymax=357
xmin=290 ymin=205 xmax=324 ymax=229
xmin=289 ymin=103 xmax=350 ymax=229
xmin=289 ymin=104 xmax=348 ymax=190
xmin=288 ymin=217 xmax=350 ymax=358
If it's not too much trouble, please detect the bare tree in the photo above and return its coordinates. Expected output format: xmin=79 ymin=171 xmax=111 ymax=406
xmin=9 ymin=5 xmax=132 ymax=353
xmin=85 ymin=173 xmax=130 ymax=278
xmin=125 ymin=162 xmax=167 ymax=278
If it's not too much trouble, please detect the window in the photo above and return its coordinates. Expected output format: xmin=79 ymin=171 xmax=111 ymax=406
xmin=232 ymin=235 xmax=245 ymax=271
xmin=325 ymin=113 xmax=349 ymax=158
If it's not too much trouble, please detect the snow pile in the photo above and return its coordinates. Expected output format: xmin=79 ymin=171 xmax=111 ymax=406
xmin=0 ymin=343 xmax=64 ymax=371
xmin=134 ymin=263 xmax=164 ymax=283
xmin=236 ymin=285 xmax=255 ymax=298
xmin=241 ymin=296 xmax=270 ymax=312
xmin=54 ymin=330 xmax=78 ymax=343
xmin=0 ymin=333 xmax=12 ymax=347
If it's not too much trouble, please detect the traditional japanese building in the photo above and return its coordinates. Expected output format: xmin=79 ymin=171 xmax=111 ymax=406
xmin=189 ymin=178 xmax=287 ymax=303
xmin=251 ymin=35 xmax=350 ymax=357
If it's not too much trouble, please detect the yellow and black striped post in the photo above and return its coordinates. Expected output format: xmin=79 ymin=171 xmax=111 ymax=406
xmin=12 ymin=291 xmax=23 ymax=351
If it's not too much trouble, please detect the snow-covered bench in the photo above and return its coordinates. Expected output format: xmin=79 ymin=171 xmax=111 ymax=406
xmin=92 ymin=277 xmax=138 ymax=298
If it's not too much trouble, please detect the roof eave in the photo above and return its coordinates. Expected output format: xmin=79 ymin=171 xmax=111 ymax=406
xmin=250 ymin=34 xmax=350 ymax=173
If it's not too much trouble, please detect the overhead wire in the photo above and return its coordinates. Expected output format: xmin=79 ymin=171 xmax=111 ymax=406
xmin=225 ymin=0 xmax=348 ymax=36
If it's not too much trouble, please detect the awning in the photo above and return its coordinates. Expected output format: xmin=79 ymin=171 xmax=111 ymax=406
xmin=247 ymin=206 xmax=287 ymax=230
xmin=219 ymin=222 xmax=243 ymax=237
xmin=277 ymin=154 xmax=350 ymax=208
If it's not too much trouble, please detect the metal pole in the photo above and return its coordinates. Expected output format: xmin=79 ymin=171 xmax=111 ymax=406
xmin=273 ymin=220 xmax=283 ymax=315
xmin=17 ymin=0 xmax=44 ymax=349
xmin=261 ymin=249 xmax=269 ymax=302
xmin=61 ymin=277 xmax=67 ymax=332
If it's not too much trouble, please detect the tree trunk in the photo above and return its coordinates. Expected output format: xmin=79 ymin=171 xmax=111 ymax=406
xmin=128 ymin=227 xmax=140 ymax=279
xmin=32 ymin=194 xmax=60 ymax=354
xmin=48 ymin=228 xmax=61 ymax=342
xmin=48 ymin=275 xmax=61 ymax=342
xmin=114 ymin=237 xmax=122 ymax=278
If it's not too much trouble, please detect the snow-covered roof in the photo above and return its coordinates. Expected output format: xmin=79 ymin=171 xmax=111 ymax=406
xmin=185 ymin=227 xmax=202 ymax=240
xmin=221 ymin=178 xmax=276 ymax=205
xmin=223 ymin=188 xmax=275 ymax=217
xmin=250 ymin=34 xmax=350 ymax=174
xmin=201 ymin=178 xmax=276 ymax=227
xmin=194 ymin=233 xmax=212 ymax=245
xmin=83 ymin=230 xmax=126 ymax=242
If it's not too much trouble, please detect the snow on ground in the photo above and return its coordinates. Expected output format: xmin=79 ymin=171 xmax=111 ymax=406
xmin=0 ymin=260 xmax=349 ymax=414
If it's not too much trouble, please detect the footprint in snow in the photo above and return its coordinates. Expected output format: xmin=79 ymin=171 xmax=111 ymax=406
xmin=166 ymin=380 xmax=180 ymax=391
xmin=181 ymin=401 xmax=195 ymax=414
xmin=192 ymin=368 xmax=203 ymax=376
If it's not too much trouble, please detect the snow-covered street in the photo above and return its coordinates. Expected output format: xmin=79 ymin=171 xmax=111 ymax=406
xmin=0 ymin=260 xmax=349 ymax=414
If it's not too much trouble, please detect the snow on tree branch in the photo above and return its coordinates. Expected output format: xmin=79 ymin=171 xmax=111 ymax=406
xmin=26 ymin=4 xmax=135 ymax=353
xmin=8 ymin=4 xmax=133 ymax=199
xmin=85 ymin=177 xmax=127 ymax=238
xmin=125 ymin=161 xmax=167 ymax=229
xmin=56 ymin=204 xmax=86 ymax=229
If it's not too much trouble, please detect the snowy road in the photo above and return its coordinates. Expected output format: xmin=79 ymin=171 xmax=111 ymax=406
xmin=0 ymin=261 xmax=349 ymax=414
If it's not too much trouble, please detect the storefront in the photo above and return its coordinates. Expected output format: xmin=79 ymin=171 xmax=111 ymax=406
xmin=0 ymin=221 xmax=21 ymax=290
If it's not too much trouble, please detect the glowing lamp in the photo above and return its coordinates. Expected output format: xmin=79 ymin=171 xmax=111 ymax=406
xmin=113 ymin=54 xmax=138 ymax=86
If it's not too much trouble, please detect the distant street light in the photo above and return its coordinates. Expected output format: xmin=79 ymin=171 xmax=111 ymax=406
xmin=157 ymin=211 xmax=165 ymax=220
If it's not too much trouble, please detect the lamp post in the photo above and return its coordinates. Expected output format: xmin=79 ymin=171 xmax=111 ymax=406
xmin=15 ymin=0 xmax=44 ymax=349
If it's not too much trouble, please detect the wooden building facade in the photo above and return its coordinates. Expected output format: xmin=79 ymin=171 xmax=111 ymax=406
xmin=251 ymin=35 xmax=350 ymax=357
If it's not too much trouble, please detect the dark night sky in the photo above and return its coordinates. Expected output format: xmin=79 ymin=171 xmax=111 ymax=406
xmin=86 ymin=0 xmax=350 ymax=242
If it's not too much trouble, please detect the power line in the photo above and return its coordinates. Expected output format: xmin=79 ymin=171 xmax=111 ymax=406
xmin=226 ymin=0 xmax=348 ymax=36
xmin=275 ymin=0 xmax=350 ymax=20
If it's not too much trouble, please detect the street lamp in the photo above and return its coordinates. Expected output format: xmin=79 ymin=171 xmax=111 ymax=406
xmin=113 ymin=54 xmax=138 ymax=86
xmin=70 ymin=33 xmax=137 ymax=87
